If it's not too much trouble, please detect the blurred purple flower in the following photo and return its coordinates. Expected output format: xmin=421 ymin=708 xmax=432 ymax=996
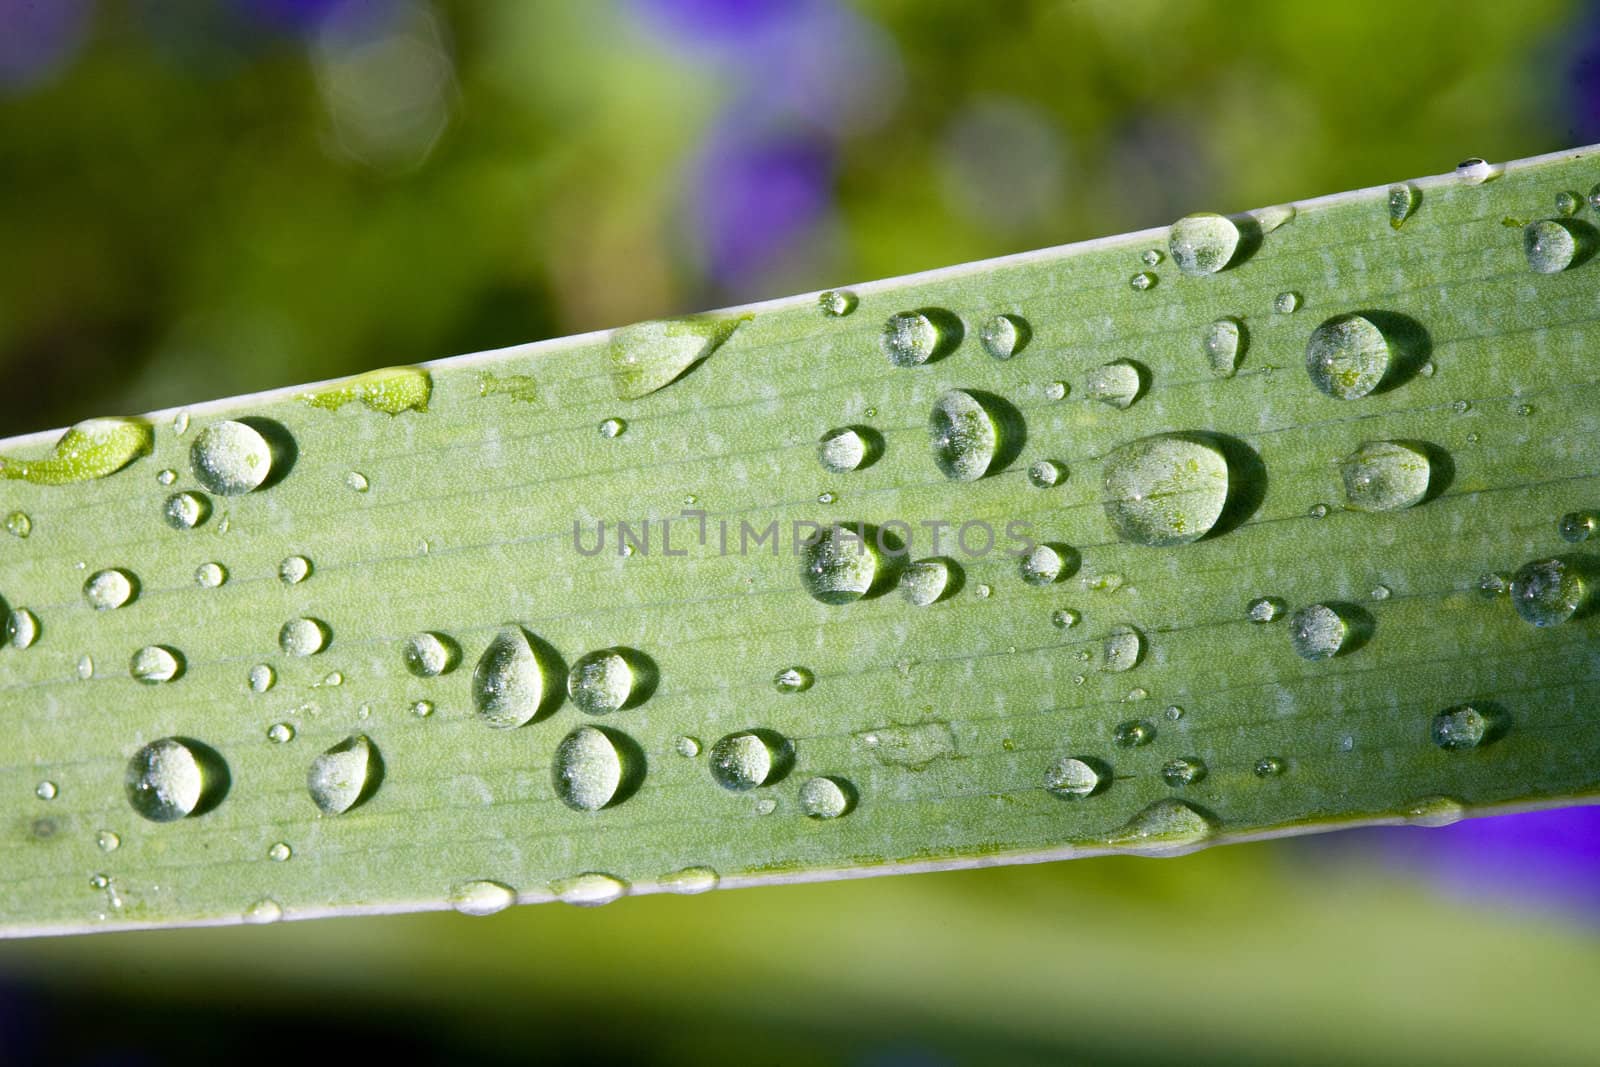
xmin=630 ymin=0 xmax=797 ymax=49
xmin=0 ymin=0 xmax=93 ymax=93
xmin=232 ymin=0 xmax=347 ymax=34
xmin=692 ymin=121 xmax=834 ymax=287
xmin=1567 ymin=9 xmax=1600 ymax=141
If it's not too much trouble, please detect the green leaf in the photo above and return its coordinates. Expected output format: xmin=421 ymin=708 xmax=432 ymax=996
xmin=4 ymin=147 xmax=1600 ymax=936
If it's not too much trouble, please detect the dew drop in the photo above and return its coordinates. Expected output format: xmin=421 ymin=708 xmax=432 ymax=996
xmin=96 ymin=829 xmax=120 ymax=852
xmin=929 ymin=389 xmax=1001 ymax=480
xmin=1306 ymin=313 xmax=1390 ymax=399
xmin=1288 ymin=604 xmax=1347 ymax=659
xmin=1387 ymin=183 xmax=1417 ymax=229
xmin=267 ymin=722 xmax=295 ymax=744
xmin=1113 ymin=719 xmax=1154 ymax=747
xmin=1273 ymin=291 xmax=1301 ymax=315
xmin=1099 ymin=625 xmax=1143 ymax=673
xmin=1050 ymin=608 xmax=1079 ymax=629
xmin=402 ymin=631 xmax=459 ymax=677
xmin=1308 ymin=503 xmax=1329 ymax=519
xmin=1140 ymin=248 xmax=1163 ymax=266
xmin=1247 ymin=596 xmax=1284 ymax=623
xmin=709 ymin=730 xmax=791 ymax=791
xmin=450 ymin=879 xmax=516 ymax=916
xmin=1161 ymin=757 xmax=1207 ymax=787
xmin=675 ymin=735 xmax=702 ymax=757
xmin=190 ymin=420 xmax=275 ymax=495
xmin=35 ymin=780 xmax=57 ymax=801
xmin=1558 ymin=511 xmax=1597 ymax=543
xmin=1340 ymin=440 xmax=1432 ymax=511
xmin=660 ymin=866 xmax=719 ymax=894
xmin=125 ymin=737 xmax=215 ymax=822
xmin=129 ymin=645 xmax=181 ymax=684
xmin=1027 ymin=459 xmax=1064 ymax=488
xmin=1455 ymin=157 xmax=1494 ymax=184
xmin=1254 ymin=757 xmax=1285 ymax=778
xmin=411 ymin=700 xmax=434 ymax=718
xmin=1043 ymin=756 xmax=1105 ymax=799
xmin=5 ymin=510 xmax=30 ymax=538
xmin=268 ymin=842 xmax=293 ymax=862
xmin=1084 ymin=361 xmax=1142 ymax=409
xmin=1101 ymin=432 xmax=1230 ymax=547
xmin=1043 ymin=381 xmax=1068 ymax=401
xmin=898 ymin=557 xmax=953 ymax=607
xmin=773 ymin=666 xmax=813 ymax=693
xmin=1164 ymin=705 xmax=1184 ymax=721
xmin=1476 ymin=572 xmax=1509 ymax=599
xmin=817 ymin=427 xmax=868 ymax=473
xmin=554 ymin=872 xmax=628 ymax=907
xmin=307 ymin=735 xmax=377 ymax=815
xmin=1371 ymin=584 xmax=1391 ymax=601
xmin=6 ymin=607 xmax=39 ymax=649
xmin=1019 ymin=543 xmax=1071 ymax=586
xmin=1509 ymin=557 xmax=1589 ymax=626
xmin=799 ymin=524 xmax=880 ymax=604
xmin=471 ymin=626 xmax=550 ymax=728
xmin=171 ymin=411 xmax=190 ymax=435
xmin=162 ymin=491 xmax=210 ymax=530
xmin=1108 ymin=798 xmax=1216 ymax=848
xmin=1405 ymin=795 xmax=1467 ymax=827
xmin=1524 ymin=219 xmax=1579 ymax=274
xmin=195 ymin=562 xmax=227 ymax=588
xmin=320 ymin=671 xmax=343 ymax=687
xmin=345 ymin=470 xmax=370 ymax=492
xmin=278 ymin=555 xmax=312 ymax=585
xmin=799 ymin=776 xmax=853 ymax=818
xmin=83 ymin=568 xmax=135 ymax=611
xmin=1168 ymin=212 xmax=1240 ymax=275
xmin=248 ymin=664 xmax=275 ymax=692
xmin=279 ymin=617 xmax=329 ymax=656
xmin=818 ymin=289 xmax=856 ymax=316
xmin=1129 ymin=271 xmax=1156 ymax=291
xmin=598 ymin=417 xmax=626 ymax=439
xmin=0 ymin=417 xmax=153 ymax=485
xmin=974 ymin=583 xmax=992 ymax=599
xmin=1556 ymin=190 xmax=1582 ymax=216
xmin=1432 ymin=704 xmax=1495 ymax=750
xmin=553 ymin=725 xmax=627 ymax=811
xmin=979 ymin=313 xmax=1029 ymax=359
xmin=76 ymin=653 xmax=94 ymax=680
xmin=244 ymin=899 xmax=284 ymax=925
xmin=568 ymin=648 xmax=637 ymax=715
xmin=1202 ymin=317 xmax=1243 ymax=377
xmin=881 ymin=310 xmax=948 ymax=367
xmin=817 ymin=491 xmax=836 ymax=505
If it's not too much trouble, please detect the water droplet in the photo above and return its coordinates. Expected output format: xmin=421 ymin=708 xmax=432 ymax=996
xmin=1113 ymin=719 xmax=1155 ymax=747
xmin=195 ymin=562 xmax=227 ymax=588
xmin=129 ymin=645 xmax=181 ymax=684
xmin=1050 ymin=608 xmax=1080 ymax=629
xmin=319 ymin=671 xmax=343 ymax=687
xmin=395 ymin=631 xmax=457 ymax=677
xmin=1101 ymin=432 xmax=1230 ymax=547
xmin=1558 ymin=511 xmax=1597 ymax=543
xmin=1405 ymin=795 xmax=1466 ymax=827
xmin=96 ymin=829 xmax=120 ymax=852
xmin=1270 ymin=292 xmax=1301 ymax=316
xmin=1202 ymin=317 xmax=1243 ymax=377
xmin=1020 ymin=459 xmax=1064 ymax=490
xmin=1370 ymin=584 xmax=1391 ymax=601
xmin=75 ymin=654 xmax=94 ymax=680
xmin=301 ymin=366 xmax=432 ymax=415
xmin=244 ymin=899 xmax=284 ymax=925
xmin=268 ymin=841 xmax=293 ymax=862
xmin=1043 ymin=756 xmax=1106 ymax=799
xmin=89 ymin=874 xmax=108 ymax=890
xmin=1339 ymin=440 xmax=1432 ymax=512
xmin=83 ymin=568 xmax=135 ymax=611
xmin=929 ymin=389 xmax=1001 ymax=480
xmin=1455 ymin=157 xmax=1494 ymax=184
xmin=799 ymin=776 xmax=853 ymax=818
xmin=1164 ymin=705 xmax=1183 ymax=721
xmin=979 ymin=313 xmax=1029 ymax=359
xmin=818 ymin=289 xmax=856 ymax=316
xmin=1419 ymin=360 xmax=1436 ymax=378
xmin=450 ymin=880 xmax=516 ymax=916
xmin=553 ymin=872 xmax=628 ymax=907
xmin=1108 ymin=798 xmax=1216 ymax=849
xmin=799 ymin=524 xmax=880 ymax=604
xmin=1247 ymin=596 xmax=1284 ymax=623
xmin=0 ymin=417 xmax=153 ymax=485
xmin=974 ymin=583 xmax=992 ymax=599
xmin=1452 ymin=399 xmax=1472 ymax=415
xmin=1509 ymin=557 xmax=1589 ymax=626
xmin=881 ymin=310 xmax=953 ymax=367
xmin=411 ymin=700 xmax=434 ymax=718
xmin=1140 ymin=248 xmax=1164 ymax=267
xmin=1431 ymin=704 xmax=1497 ymax=750
xmin=709 ymin=730 xmax=791 ymax=791
xmin=1476 ymin=572 xmax=1509 ymax=599
xmin=471 ymin=626 xmax=550 ymax=728
xmin=818 ymin=427 xmax=868 ymax=473
xmin=1084 ymin=360 xmax=1142 ymax=409
xmin=279 ymin=617 xmax=329 ymax=656
xmin=674 ymin=735 xmax=701 ymax=757
xmin=660 ymin=867 xmax=719 ymax=894
xmin=773 ymin=666 xmax=813 ymax=693
xmin=1168 ymin=212 xmax=1240 ymax=275
xmin=1556 ymin=190 xmax=1582 ymax=216
xmin=1524 ymin=219 xmax=1579 ymax=274
xmin=125 ymin=737 xmax=217 ymax=822
xmin=1161 ymin=757 xmax=1206 ymax=787
xmin=162 ymin=491 xmax=210 ymax=530
xmin=1253 ymin=757 xmax=1285 ymax=778
xmin=898 ymin=557 xmax=950 ymax=606
xmin=1129 ymin=271 xmax=1156 ymax=291
xmin=598 ymin=417 xmax=626 ymax=439
xmin=1099 ymin=626 xmax=1143 ymax=673
xmin=248 ymin=664 xmax=275 ymax=692
xmin=552 ymin=725 xmax=629 ymax=811
xmin=35 ymin=780 xmax=57 ymax=801
xmin=1387 ymin=183 xmax=1418 ymax=229
xmin=6 ymin=607 xmax=39 ymax=649
xmin=278 ymin=555 xmax=312 ymax=585
xmin=1308 ymin=503 xmax=1329 ymax=519
xmin=567 ymin=648 xmax=638 ymax=714
xmin=190 ymin=420 xmax=275 ymax=495
xmin=1306 ymin=314 xmax=1390 ymax=399
xmin=267 ymin=722 xmax=295 ymax=744
xmin=1289 ymin=604 xmax=1347 ymax=659
xmin=4 ymin=510 xmax=30 ymax=538
xmin=345 ymin=470 xmax=370 ymax=492
xmin=1043 ymin=381 xmax=1068 ymax=401
xmin=817 ymin=491 xmax=836 ymax=505
xmin=307 ymin=735 xmax=377 ymax=815
xmin=1019 ymin=543 xmax=1072 ymax=586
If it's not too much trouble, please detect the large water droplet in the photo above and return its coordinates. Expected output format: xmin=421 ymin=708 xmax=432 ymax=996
xmin=0 ymin=417 xmax=152 ymax=485
xmin=1558 ymin=511 xmax=1598 ymax=544
xmin=899 ymin=557 xmax=951 ymax=606
xmin=799 ymin=775 xmax=854 ymax=818
xmin=402 ymin=631 xmax=459 ymax=676
xmin=709 ymin=730 xmax=791 ymax=791
xmin=929 ymin=390 xmax=1001 ymax=480
xmin=553 ymin=725 xmax=630 ymax=810
xmin=1202 ymin=318 xmax=1243 ymax=377
xmin=1099 ymin=625 xmax=1143 ymax=672
xmin=1084 ymin=361 xmax=1142 ymax=409
xmin=278 ymin=555 xmax=312 ymax=585
xmin=129 ymin=645 xmax=182 ymax=684
xmin=301 ymin=366 xmax=432 ymax=415
xmin=1289 ymin=604 xmax=1347 ymax=659
xmin=6 ymin=607 xmax=39 ymax=649
xmin=248 ymin=664 xmax=275 ymax=692
xmin=610 ymin=316 xmax=742 ymax=399
xmin=1101 ymin=433 xmax=1230 ymax=547
xmin=450 ymin=879 xmax=516 ymax=916
xmin=1306 ymin=314 xmax=1391 ymax=399
xmin=125 ymin=738 xmax=220 ymax=822
xmin=195 ymin=562 xmax=227 ymax=588
xmin=190 ymin=420 xmax=275 ymax=495
xmin=162 ymin=491 xmax=210 ymax=530
xmin=471 ymin=626 xmax=549 ymax=727
xmin=279 ymin=617 xmax=329 ymax=656
xmin=818 ymin=427 xmax=869 ymax=473
xmin=799 ymin=524 xmax=880 ymax=604
xmin=1107 ymin=798 xmax=1216 ymax=849
xmin=1168 ymin=213 xmax=1240 ymax=275
xmin=1387 ymin=183 xmax=1418 ymax=229
xmin=880 ymin=309 xmax=954 ymax=367
xmin=83 ymin=568 xmax=135 ymax=611
xmin=1339 ymin=440 xmax=1432 ymax=511
xmin=567 ymin=648 xmax=640 ymax=715
xmin=1524 ymin=219 xmax=1578 ymax=274
xmin=1019 ymin=543 xmax=1073 ymax=586
xmin=553 ymin=872 xmax=628 ymax=907
xmin=307 ymin=735 xmax=378 ymax=815
xmin=1044 ymin=756 xmax=1106 ymax=799
xmin=1509 ymin=557 xmax=1589 ymax=626
xmin=979 ymin=314 xmax=1029 ymax=359
xmin=1431 ymin=704 xmax=1499 ymax=750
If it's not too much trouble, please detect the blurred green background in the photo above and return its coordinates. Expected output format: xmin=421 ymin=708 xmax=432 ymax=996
xmin=4 ymin=0 xmax=1600 ymax=1062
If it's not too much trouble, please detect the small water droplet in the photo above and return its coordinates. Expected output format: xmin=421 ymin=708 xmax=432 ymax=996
xmin=345 ymin=470 xmax=370 ymax=492
xmin=1050 ymin=608 xmax=1080 ymax=629
xmin=660 ymin=867 xmax=719 ymax=894
xmin=1306 ymin=313 xmax=1390 ymax=399
xmin=76 ymin=653 xmax=94 ymax=680
xmin=709 ymin=730 xmax=791 ymax=791
xmin=6 ymin=607 xmax=39 ymax=649
xmin=1253 ymin=757 xmax=1285 ymax=778
xmin=402 ymin=631 xmax=459 ymax=677
xmin=450 ymin=879 xmax=516 ymax=916
xmin=411 ymin=700 xmax=434 ymax=718
xmin=1340 ymin=440 xmax=1432 ymax=512
xmin=162 ymin=491 xmax=210 ymax=530
xmin=800 ymin=524 xmax=881 ymax=604
xmin=1247 ymin=596 xmax=1284 ymax=623
xmin=1431 ymin=704 xmax=1497 ymax=750
xmin=1477 ymin=572 xmax=1509 ymax=599
xmin=83 ymin=568 xmax=135 ymax=611
xmin=1405 ymin=795 xmax=1467 ymax=826
xmin=929 ymin=389 xmax=1001 ymax=480
xmin=1308 ymin=503 xmax=1329 ymax=519
xmin=125 ymin=737 xmax=217 ymax=822
xmin=817 ymin=490 xmax=836 ymax=504
xmin=244 ymin=899 xmax=284 ymax=925
xmin=1021 ymin=459 xmax=1064 ymax=490
xmin=1455 ymin=157 xmax=1494 ymax=184
xmin=1509 ymin=557 xmax=1589 ymax=626
xmin=1273 ymin=291 xmax=1301 ymax=314
xmin=278 ymin=555 xmax=312 ymax=585
xmin=4 ymin=510 xmax=31 ymax=538
xmin=553 ymin=872 xmax=628 ymax=907
xmin=471 ymin=626 xmax=550 ymax=728
xmin=974 ymin=583 xmax=992 ymax=599
xmin=1169 ymin=212 xmax=1240 ymax=275
xmin=1556 ymin=190 xmax=1582 ymax=216
xmin=195 ymin=562 xmax=227 ymax=588
xmin=1113 ymin=719 xmax=1155 ymax=747
xmin=1164 ymin=705 xmax=1183 ymax=721
xmin=1451 ymin=399 xmax=1472 ymax=415
xmin=267 ymin=841 xmax=293 ymax=862
xmin=1161 ymin=757 xmax=1207 ymax=787
xmin=979 ymin=313 xmax=1029 ymax=359
xmin=96 ymin=829 xmax=120 ymax=852
xmin=190 ymin=420 xmax=275 ymax=495
xmin=279 ymin=617 xmax=329 ymax=656
xmin=129 ymin=645 xmax=181 ymax=684
xmin=1370 ymin=584 xmax=1391 ymax=601
xmin=89 ymin=874 xmax=109 ymax=890
xmin=35 ymin=780 xmax=57 ymax=801
xmin=818 ymin=289 xmax=856 ymax=316
xmin=1129 ymin=271 xmax=1156 ymax=291
xmin=1387 ymin=183 xmax=1418 ymax=229
xmin=1140 ymin=248 xmax=1163 ymax=266
xmin=553 ymin=725 xmax=628 ymax=810
xmin=881 ymin=310 xmax=950 ymax=367
xmin=171 ymin=410 xmax=190 ymax=435
xmin=1084 ymin=361 xmax=1142 ymax=409
xmin=1101 ymin=432 xmax=1230 ymax=547
xmin=674 ymin=735 xmax=701 ymax=757
xmin=1202 ymin=317 xmax=1243 ymax=377
xmin=319 ymin=671 xmax=343 ymax=687
xmin=773 ymin=666 xmax=813 ymax=693
xmin=267 ymin=722 xmax=295 ymax=744
xmin=307 ymin=735 xmax=377 ymax=815
xmin=1019 ymin=543 xmax=1072 ymax=586
xmin=1524 ymin=219 xmax=1579 ymax=273
xmin=1289 ymin=604 xmax=1347 ymax=659
xmin=248 ymin=664 xmax=276 ymax=692
xmin=567 ymin=648 xmax=638 ymax=714
xmin=799 ymin=775 xmax=853 ymax=818
xmin=1099 ymin=625 xmax=1143 ymax=673
xmin=1419 ymin=360 xmax=1436 ymax=378
xmin=1043 ymin=381 xmax=1068 ymax=401
xmin=1558 ymin=511 xmax=1597 ymax=543
xmin=818 ymin=427 xmax=869 ymax=473
xmin=1043 ymin=756 xmax=1106 ymax=799
xmin=598 ymin=417 xmax=626 ymax=439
